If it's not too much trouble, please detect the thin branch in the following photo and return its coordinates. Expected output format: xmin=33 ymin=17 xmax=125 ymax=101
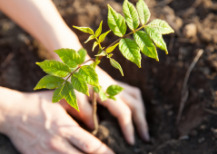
xmin=92 ymin=91 xmax=98 ymax=135
xmin=203 ymin=108 xmax=217 ymax=115
xmin=104 ymin=25 xmax=145 ymax=52
xmin=176 ymin=49 xmax=204 ymax=124
xmin=65 ymin=58 xmax=95 ymax=81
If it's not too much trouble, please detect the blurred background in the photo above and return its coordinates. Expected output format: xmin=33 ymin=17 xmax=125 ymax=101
xmin=0 ymin=0 xmax=217 ymax=153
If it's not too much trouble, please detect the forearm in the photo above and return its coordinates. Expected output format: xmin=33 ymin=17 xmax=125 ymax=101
xmin=0 ymin=0 xmax=82 ymax=59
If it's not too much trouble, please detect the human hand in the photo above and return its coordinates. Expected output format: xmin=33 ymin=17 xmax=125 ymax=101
xmin=61 ymin=66 xmax=150 ymax=145
xmin=0 ymin=87 xmax=114 ymax=154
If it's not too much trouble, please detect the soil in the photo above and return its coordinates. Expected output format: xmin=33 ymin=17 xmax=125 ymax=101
xmin=0 ymin=0 xmax=217 ymax=153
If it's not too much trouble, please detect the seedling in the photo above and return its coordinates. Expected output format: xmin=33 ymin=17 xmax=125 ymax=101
xmin=34 ymin=0 xmax=174 ymax=134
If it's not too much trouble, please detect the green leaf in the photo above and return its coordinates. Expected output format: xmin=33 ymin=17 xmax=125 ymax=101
xmin=110 ymin=58 xmax=124 ymax=76
xmin=52 ymin=84 xmax=65 ymax=103
xmin=99 ymin=88 xmax=107 ymax=101
xmin=145 ymin=26 xmax=168 ymax=54
xmin=52 ymin=81 xmax=79 ymax=111
xmin=90 ymin=59 xmax=101 ymax=68
xmin=108 ymin=95 xmax=116 ymax=101
xmin=148 ymin=19 xmax=174 ymax=34
xmin=36 ymin=60 xmax=71 ymax=77
xmin=99 ymin=30 xmax=111 ymax=43
xmin=77 ymin=65 xmax=99 ymax=87
xmin=71 ymin=73 xmax=89 ymax=96
xmin=106 ymin=85 xmax=124 ymax=96
xmin=92 ymin=41 xmax=98 ymax=51
xmin=106 ymin=43 xmax=119 ymax=53
xmin=34 ymin=75 xmax=64 ymax=90
xmin=95 ymin=21 xmax=103 ymax=37
xmin=119 ymin=38 xmax=141 ymax=67
xmin=134 ymin=31 xmax=159 ymax=61
xmin=107 ymin=53 xmax=113 ymax=58
xmin=95 ymin=51 xmax=107 ymax=56
xmin=136 ymin=0 xmax=150 ymax=25
xmin=93 ymin=86 xmax=100 ymax=93
xmin=123 ymin=0 xmax=140 ymax=30
xmin=108 ymin=4 xmax=127 ymax=37
xmin=85 ymin=35 xmax=95 ymax=43
xmin=55 ymin=48 xmax=80 ymax=68
xmin=78 ymin=48 xmax=87 ymax=64
xmin=64 ymin=82 xmax=79 ymax=111
xmin=73 ymin=26 xmax=94 ymax=35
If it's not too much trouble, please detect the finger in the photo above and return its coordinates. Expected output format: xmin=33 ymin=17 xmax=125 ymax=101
xmin=59 ymin=92 xmax=94 ymax=129
xmin=96 ymin=94 xmax=135 ymax=145
xmin=63 ymin=125 xmax=114 ymax=154
xmin=120 ymin=91 xmax=150 ymax=141
xmin=45 ymin=136 xmax=84 ymax=154
xmin=117 ymin=81 xmax=143 ymax=101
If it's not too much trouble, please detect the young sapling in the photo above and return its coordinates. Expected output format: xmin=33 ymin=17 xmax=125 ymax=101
xmin=34 ymin=0 xmax=174 ymax=135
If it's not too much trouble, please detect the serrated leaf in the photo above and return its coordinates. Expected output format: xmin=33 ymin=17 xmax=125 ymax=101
xmin=64 ymin=82 xmax=79 ymax=111
xmin=36 ymin=60 xmax=71 ymax=77
xmin=55 ymin=48 xmax=80 ymax=68
xmin=110 ymin=58 xmax=124 ymax=76
xmin=73 ymin=26 xmax=94 ymax=35
xmin=106 ymin=43 xmax=119 ymax=53
xmin=78 ymin=48 xmax=87 ymax=64
xmin=92 ymin=41 xmax=98 ymax=51
xmin=52 ymin=81 xmax=79 ymax=111
xmin=90 ymin=59 xmax=101 ymax=68
xmin=148 ymin=19 xmax=174 ymax=34
xmin=99 ymin=88 xmax=107 ymax=101
xmin=136 ymin=0 xmax=150 ymax=25
xmin=85 ymin=35 xmax=95 ymax=43
xmin=108 ymin=5 xmax=127 ymax=37
xmin=134 ymin=31 xmax=159 ymax=61
xmin=95 ymin=51 xmax=107 ymax=56
xmin=123 ymin=0 xmax=140 ymax=30
xmin=99 ymin=30 xmax=111 ymax=43
xmin=95 ymin=21 xmax=103 ymax=37
xmin=77 ymin=65 xmax=99 ymax=87
xmin=71 ymin=73 xmax=89 ymax=96
xmin=108 ymin=95 xmax=116 ymax=101
xmin=106 ymin=85 xmax=124 ymax=96
xmin=34 ymin=75 xmax=64 ymax=90
xmin=119 ymin=38 xmax=141 ymax=67
xmin=145 ymin=26 xmax=168 ymax=54
xmin=52 ymin=84 xmax=65 ymax=103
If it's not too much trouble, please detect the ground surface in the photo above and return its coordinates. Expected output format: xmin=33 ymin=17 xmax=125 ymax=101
xmin=0 ymin=0 xmax=217 ymax=153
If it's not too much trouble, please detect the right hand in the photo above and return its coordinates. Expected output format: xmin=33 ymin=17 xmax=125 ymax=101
xmin=0 ymin=87 xmax=114 ymax=154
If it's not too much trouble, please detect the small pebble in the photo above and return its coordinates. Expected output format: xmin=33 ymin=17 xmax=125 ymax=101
xmin=190 ymin=130 xmax=198 ymax=136
xmin=179 ymin=135 xmax=189 ymax=140
xmin=198 ymin=137 xmax=205 ymax=143
xmin=200 ymin=125 xmax=207 ymax=130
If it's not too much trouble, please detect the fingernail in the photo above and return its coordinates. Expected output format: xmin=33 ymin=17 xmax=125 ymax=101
xmin=128 ymin=135 xmax=135 ymax=145
xmin=143 ymin=132 xmax=150 ymax=142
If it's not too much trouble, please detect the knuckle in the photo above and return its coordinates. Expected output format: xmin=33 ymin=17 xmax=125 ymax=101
xmin=119 ymin=106 xmax=132 ymax=122
xmin=47 ymin=138 xmax=59 ymax=149
xmin=134 ymin=87 xmax=141 ymax=95
xmin=81 ymin=142 xmax=95 ymax=153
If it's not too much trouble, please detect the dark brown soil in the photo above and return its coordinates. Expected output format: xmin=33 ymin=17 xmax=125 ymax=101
xmin=1 ymin=0 xmax=217 ymax=153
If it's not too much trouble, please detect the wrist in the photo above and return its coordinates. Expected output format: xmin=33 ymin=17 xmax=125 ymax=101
xmin=47 ymin=25 xmax=83 ymax=60
xmin=0 ymin=87 xmax=23 ymax=134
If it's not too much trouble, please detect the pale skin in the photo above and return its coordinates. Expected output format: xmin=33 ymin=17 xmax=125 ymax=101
xmin=0 ymin=0 xmax=149 ymax=153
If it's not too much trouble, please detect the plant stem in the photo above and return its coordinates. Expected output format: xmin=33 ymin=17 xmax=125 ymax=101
xmin=92 ymin=90 xmax=98 ymax=135
xmin=104 ymin=25 xmax=145 ymax=52
xmin=65 ymin=58 xmax=95 ymax=81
